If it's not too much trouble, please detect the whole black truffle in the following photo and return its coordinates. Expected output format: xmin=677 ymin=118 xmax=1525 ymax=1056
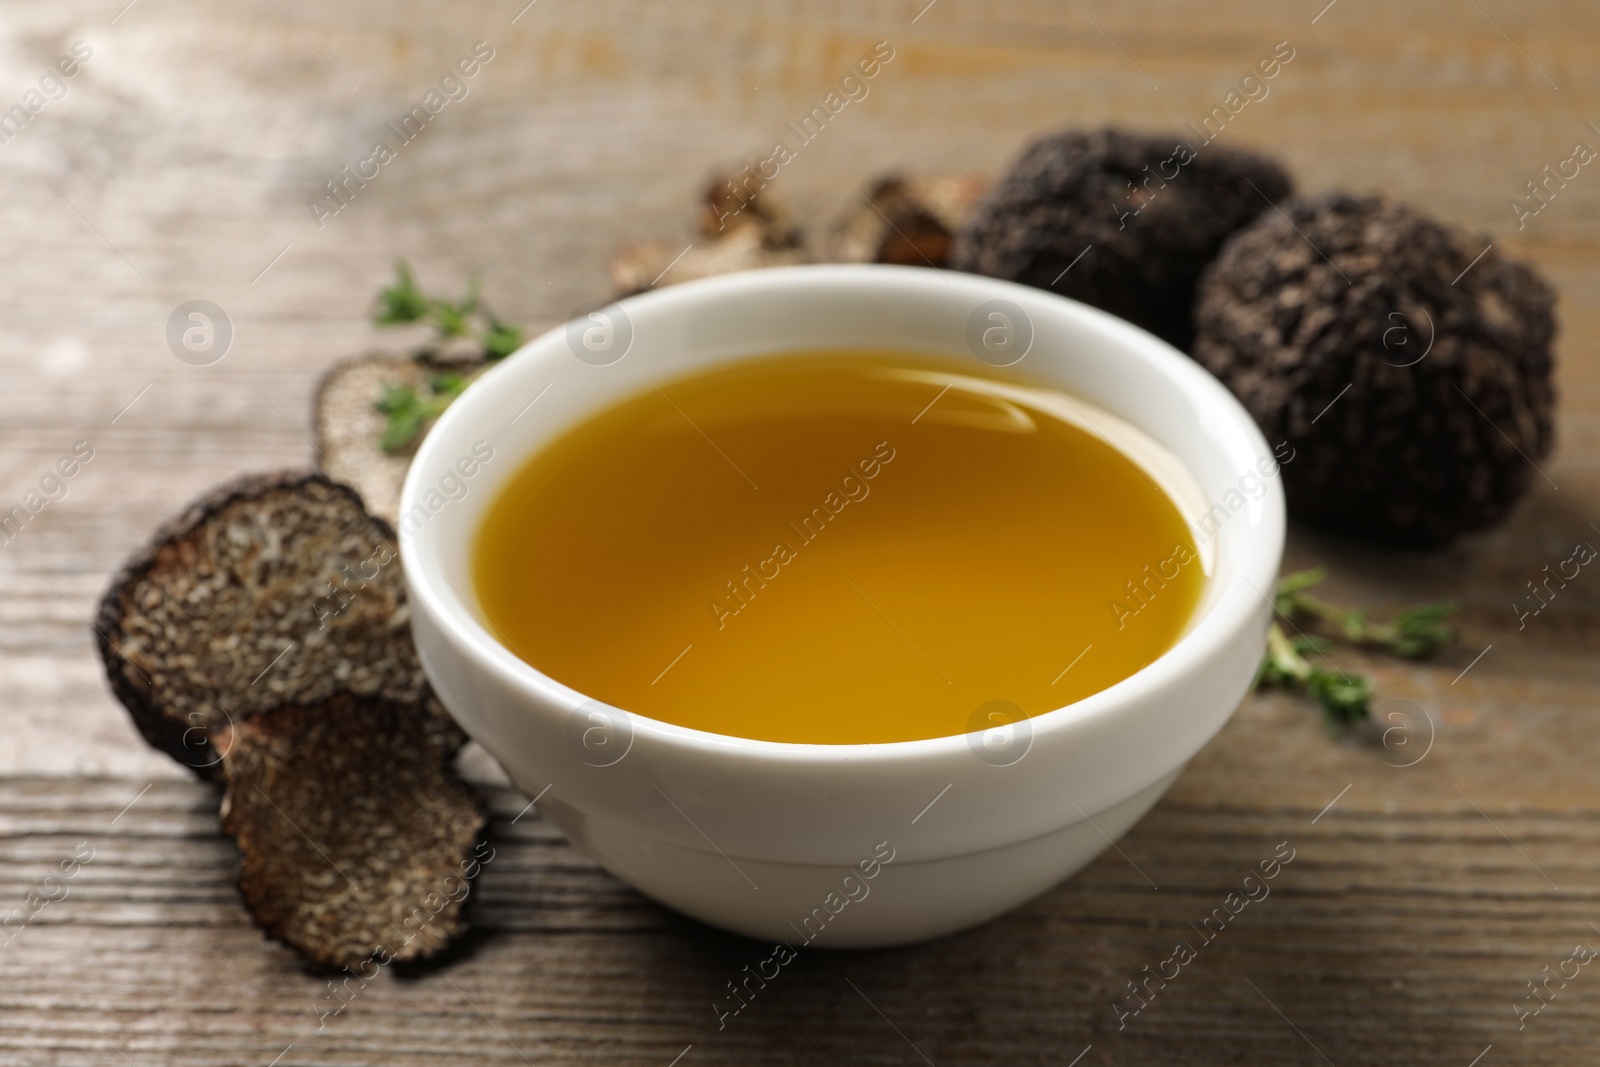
xmin=1192 ymin=193 xmax=1557 ymax=546
xmin=952 ymin=128 xmax=1292 ymax=348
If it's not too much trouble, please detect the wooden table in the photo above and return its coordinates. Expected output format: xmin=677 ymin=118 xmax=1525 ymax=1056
xmin=3 ymin=0 xmax=1598 ymax=1062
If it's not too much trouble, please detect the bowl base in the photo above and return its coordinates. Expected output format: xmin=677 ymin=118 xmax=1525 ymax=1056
xmin=534 ymin=768 xmax=1182 ymax=947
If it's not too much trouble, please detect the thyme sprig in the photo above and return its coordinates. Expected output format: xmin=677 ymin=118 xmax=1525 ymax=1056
xmin=370 ymin=262 xmax=526 ymax=451
xmin=373 ymin=373 xmax=468 ymax=453
xmin=1273 ymin=566 xmax=1455 ymax=658
xmin=1256 ymin=568 xmax=1456 ymax=730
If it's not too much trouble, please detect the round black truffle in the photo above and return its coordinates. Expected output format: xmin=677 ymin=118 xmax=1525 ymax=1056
xmin=952 ymin=128 xmax=1293 ymax=348
xmin=1192 ymin=193 xmax=1557 ymax=545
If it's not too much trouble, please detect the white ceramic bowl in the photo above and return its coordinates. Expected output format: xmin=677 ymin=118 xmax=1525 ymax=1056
xmin=401 ymin=264 xmax=1284 ymax=947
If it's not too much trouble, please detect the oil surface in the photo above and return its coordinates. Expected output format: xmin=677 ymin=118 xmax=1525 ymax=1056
xmin=474 ymin=352 xmax=1204 ymax=744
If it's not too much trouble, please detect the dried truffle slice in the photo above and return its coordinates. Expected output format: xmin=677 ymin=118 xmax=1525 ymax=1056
xmin=219 ymin=692 xmax=488 ymax=969
xmin=609 ymin=163 xmax=809 ymax=294
xmin=610 ymin=227 xmax=809 ymax=294
xmin=314 ymin=353 xmax=427 ymax=527
xmin=828 ymin=174 xmax=991 ymax=267
xmin=314 ymin=353 xmax=490 ymax=527
xmin=1192 ymin=193 xmax=1557 ymax=545
xmin=694 ymin=162 xmax=804 ymax=245
xmin=95 ymin=471 xmax=447 ymax=777
xmin=952 ymin=127 xmax=1292 ymax=348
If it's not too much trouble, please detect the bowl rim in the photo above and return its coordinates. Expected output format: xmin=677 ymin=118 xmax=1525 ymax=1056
xmin=401 ymin=263 xmax=1285 ymax=768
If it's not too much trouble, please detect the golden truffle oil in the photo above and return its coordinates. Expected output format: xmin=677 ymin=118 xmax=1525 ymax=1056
xmin=474 ymin=352 xmax=1204 ymax=744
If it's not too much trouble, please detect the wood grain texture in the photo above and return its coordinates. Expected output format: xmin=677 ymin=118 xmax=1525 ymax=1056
xmin=2 ymin=0 xmax=1599 ymax=1062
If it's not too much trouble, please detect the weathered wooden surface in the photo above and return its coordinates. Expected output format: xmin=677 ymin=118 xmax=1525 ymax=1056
xmin=3 ymin=0 xmax=1600 ymax=1062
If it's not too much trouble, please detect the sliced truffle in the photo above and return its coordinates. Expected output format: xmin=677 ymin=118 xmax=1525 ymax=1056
xmin=95 ymin=471 xmax=449 ymax=776
xmin=219 ymin=692 xmax=487 ymax=969
xmin=313 ymin=353 xmax=486 ymax=526
xmin=828 ymin=173 xmax=991 ymax=267
xmin=610 ymin=227 xmax=810 ymax=294
xmin=1192 ymin=193 xmax=1557 ymax=545
xmin=609 ymin=163 xmax=809 ymax=294
xmin=694 ymin=162 xmax=804 ymax=246
xmin=952 ymin=127 xmax=1292 ymax=348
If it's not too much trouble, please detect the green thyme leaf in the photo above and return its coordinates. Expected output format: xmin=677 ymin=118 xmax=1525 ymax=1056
xmin=1256 ymin=621 xmax=1374 ymax=730
xmin=376 ymin=383 xmax=427 ymax=452
xmin=373 ymin=381 xmax=415 ymax=417
xmin=1273 ymin=568 xmax=1456 ymax=659
xmin=483 ymin=317 xmax=525 ymax=360
xmin=432 ymin=279 xmax=481 ymax=339
xmin=369 ymin=270 xmax=526 ymax=450
xmin=371 ymin=266 xmax=526 ymax=361
xmin=1386 ymin=603 xmax=1459 ymax=658
xmin=1258 ymin=566 xmax=1457 ymax=733
xmin=1272 ymin=566 xmax=1327 ymax=615
xmin=375 ymin=261 xmax=429 ymax=325
xmin=1306 ymin=667 xmax=1372 ymax=729
xmin=1258 ymin=621 xmax=1311 ymax=687
xmin=374 ymin=375 xmax=470 ymax=453
xmin=429 ymin=372 xmax=468 ymax=399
